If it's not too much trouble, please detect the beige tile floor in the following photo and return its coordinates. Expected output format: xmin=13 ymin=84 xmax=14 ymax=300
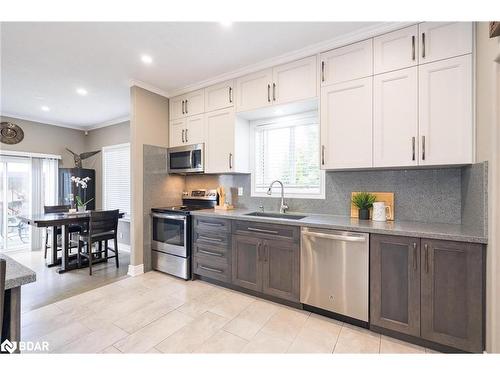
xmin=20 ymin=271 xmax=435 ymax=354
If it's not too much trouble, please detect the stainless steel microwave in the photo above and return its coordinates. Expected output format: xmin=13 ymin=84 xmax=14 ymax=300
xmin=167 ymin=143 xmax=204 ymax=174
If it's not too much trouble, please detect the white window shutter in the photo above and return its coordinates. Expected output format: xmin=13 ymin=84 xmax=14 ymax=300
xmin=102 ymin=144 xmax=131 ymax=216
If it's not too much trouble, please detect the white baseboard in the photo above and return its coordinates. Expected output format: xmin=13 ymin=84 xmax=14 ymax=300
xmin=127 ymin=264 xmax=144 ymax=277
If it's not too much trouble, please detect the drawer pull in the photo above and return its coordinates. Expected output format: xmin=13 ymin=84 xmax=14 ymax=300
xmin=199 ymin=265 xmax=223 ymax=274
xmin=200 ymin=222 xmax=223 ymax=227
xmin=247 ymin=227 xmax=279 ymax=235
xmin=199 ymin=235 xmax=223 ymax=242
xmin=199 ymin=249 xmax=223 ymax=257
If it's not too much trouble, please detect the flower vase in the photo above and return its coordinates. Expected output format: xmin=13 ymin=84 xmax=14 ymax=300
xmin=77 ymin=205 xmax=86 ymax=213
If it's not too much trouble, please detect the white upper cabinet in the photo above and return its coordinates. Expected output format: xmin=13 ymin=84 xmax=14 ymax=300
xmin=185 ymin=114 xmax=205 ymax=146
xmin=418 ymin=22 xmax=473 ymax=64
xmin=373 ymin=67 xmax=418 ymax=167
xmin=169 ymin=114 xmax=204 ymax=147
xmin=235 ymin=69 xmax=273 ymax=112
xmin=272 ymin=56 xmax=317 ymax=105
xmin=169 ymin=89 xmax=205 ymax=120
xmin=205 ymin=80 xmax=234 ymax=112
xmin=374 ymin=25 xmax=418 ymax=74
xmin=205 ymin=108 xmax=249 ymax=174
xmin=169 ymin=96 xmax=185 ymax=121
xmin=418 ymin=54 xmax=472 ymax=165
xmin=320 ymin=39 xmax=373 ymax=86
xmin=320 ymin=77 xmax=373 ymax=169
xmin=169 ymin=118 xmax=186 ymax=147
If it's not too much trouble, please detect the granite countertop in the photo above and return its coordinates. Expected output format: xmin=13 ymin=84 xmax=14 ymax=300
xmin=0 ymin=254 xmax=36 ymax=290
xmin=191 ymin=209 xmax=488 ymax=244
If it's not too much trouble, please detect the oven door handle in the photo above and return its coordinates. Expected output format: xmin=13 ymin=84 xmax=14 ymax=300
xmin=151 ymin=213 xmax=187 ymax=221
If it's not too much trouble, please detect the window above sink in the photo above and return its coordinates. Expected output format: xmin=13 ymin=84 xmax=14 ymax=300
xmin=250 ymin=111 xmax=325 ymax=200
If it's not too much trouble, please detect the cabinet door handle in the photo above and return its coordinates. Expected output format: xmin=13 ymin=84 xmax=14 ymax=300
xmin=412 ymin=137 xmax=415 ymax=161
xmin=228 ymin=153 xmax=233 ymax=169
xmin=185 ymin=128 xmax=188 ymax=143
xmin=422 ymin=136 xmax=426 ymax=161
xmin=199 ymin=265 xmax=223 ymax=274
xmin=267 ymin=84 xmax=271 ymax=102
xmin=321 ymin=145 xmax=325 ymax=165
xmin=412 ymin=242 xmax=418 ymax=270
xmin=182 ymin=100 xmax=185 ymax=114
xmin=181 ymin=129 xmax=185 ymax=143
xmin=412 ymin=35 xmax=416 ymax=61
xmin=264 ymin=244 xmax=268 ymax=262
xmin=321 ymin=61 xmax=325 ymax=82
xmin=247 ymin=227 xmax=279 ymax=235
xmin=199 ymin=249 xmax=223 ymax=257
xmin=185 ymin=99 xmax=188 ymax=114
xmin=257 ymin=242 xmax=262 ymax=261
xmin=422 ymin=32 xmax=426 ymax=58
xmin=229 ymin=87 xmax=233 ymax=103
xmin=424 ymin=243 xmax=429 ymax=273
xmin=272 ymin=83 xmax=276 ymax=101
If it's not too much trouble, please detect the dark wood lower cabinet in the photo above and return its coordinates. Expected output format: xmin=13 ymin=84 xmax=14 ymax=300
xmin=231 ymin=235 xmax=262 ymax=292
xmin=262 ymin=238 xmax=300 ymax=302
xmin=370 ymin=234 xmax=485 ymax=353
xmin=420 ymin=239 xmax=484 ymax=353
xmin=370 ymin=235 xmax=421 ymax=337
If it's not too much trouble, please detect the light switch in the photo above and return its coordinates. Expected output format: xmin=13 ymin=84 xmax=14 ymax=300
xmin=238 ymin=187 xmax=244 ymax=196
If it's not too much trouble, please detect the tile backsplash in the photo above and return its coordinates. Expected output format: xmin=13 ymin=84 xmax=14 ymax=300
xmin=184 ymin=162 xmax=487 ymax=230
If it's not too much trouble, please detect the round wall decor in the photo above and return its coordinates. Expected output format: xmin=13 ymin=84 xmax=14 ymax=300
xmin=0 ymin=122 xmax=25 ymax=145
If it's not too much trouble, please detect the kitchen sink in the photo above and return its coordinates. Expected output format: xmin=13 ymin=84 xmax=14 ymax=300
xmin=244 ymin=212 xmax=307 ymax=220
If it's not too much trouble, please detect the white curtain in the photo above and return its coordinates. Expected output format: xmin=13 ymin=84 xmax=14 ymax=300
xmin=30 ymin=157 xmax=59 ymax=251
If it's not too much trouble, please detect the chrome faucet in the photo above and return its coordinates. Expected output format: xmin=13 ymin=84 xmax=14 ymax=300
xmin=267 ymin=180 xmax=289 ymax=214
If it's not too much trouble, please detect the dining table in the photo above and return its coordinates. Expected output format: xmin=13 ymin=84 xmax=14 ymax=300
xmin=1 ymin=253 xmax=36 ymax=353
xmin=20 ymin=210 xmax=124 ymax=274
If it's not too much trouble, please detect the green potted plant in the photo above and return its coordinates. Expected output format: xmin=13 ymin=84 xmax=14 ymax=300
xmin=71 ymin=176 xmax=94 ymax=212
xmin=352 ymin=192 xmax=377 ymax=220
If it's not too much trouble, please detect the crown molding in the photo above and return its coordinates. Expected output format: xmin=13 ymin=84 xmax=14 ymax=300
xmin=0 ymin=112 xmax=86 ymax=131
xmin=85 ymin=115 xmax=130 ymax=131
xmin=129 ymin=79 xmax=170 ymax=98
xmin=166 ymin=22 xmax=415 ymax=98
xmin=1 ymin=112 xmax=130 ymax=131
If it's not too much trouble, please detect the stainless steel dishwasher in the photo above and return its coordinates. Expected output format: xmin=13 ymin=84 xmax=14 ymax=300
xmin=301 ymin=227 xmax=369 ymax=323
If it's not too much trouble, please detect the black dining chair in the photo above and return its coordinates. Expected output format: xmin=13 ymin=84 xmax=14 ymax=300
xmin=1 ymin=258 xmax=6 ymax=338
xmin=77 ymin=210 xmax=120 ymax=275
xmin=43 ymin=205 xmax=81 ymax=259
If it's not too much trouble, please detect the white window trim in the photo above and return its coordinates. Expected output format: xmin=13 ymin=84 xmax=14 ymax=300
xmin=250 ymin=111 xmax=325 ymax=200
xmin=102 ymin=142 xmax=131 ymax=219
xmin=0 ymin=150 xmax=61 ymax=159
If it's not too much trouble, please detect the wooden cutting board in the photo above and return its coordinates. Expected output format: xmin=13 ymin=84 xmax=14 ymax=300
xmin=350 ymin=192 xmax=395 ymax=221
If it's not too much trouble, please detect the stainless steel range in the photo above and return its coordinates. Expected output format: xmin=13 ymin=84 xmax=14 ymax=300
xmin=151 ymin=189 xmax=217 ymax=279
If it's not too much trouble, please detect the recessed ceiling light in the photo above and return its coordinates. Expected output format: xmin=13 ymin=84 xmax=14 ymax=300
xmin=76 ymin=88 xmax=88 ymax=96
xmin=41 ymin=105 xmax=50 ymax=112
xmin=141 ymin=54 xmax=153 ymax=64
xmin=219 ymin=21 xmax=233 ymax=28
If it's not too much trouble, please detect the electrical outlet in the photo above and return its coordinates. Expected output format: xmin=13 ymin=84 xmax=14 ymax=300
xmin=119 ymin=232 xmax=123 ymax=239
xmin=238 ymin=187 xmax=243 ymax=196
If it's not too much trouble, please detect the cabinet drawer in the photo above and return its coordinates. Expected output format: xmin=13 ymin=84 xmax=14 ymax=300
xmin=193 ymin=230 xmax=230 ymax=248
xmin=232 ymin=220 xmax=299 ymax=241
xmin=193 ymin=255 xmax=231 ymax=282
xmin=193 ymin=242 xmax=229 ymax=263
xmin=193 ymin=216 xmax=231 ymax=233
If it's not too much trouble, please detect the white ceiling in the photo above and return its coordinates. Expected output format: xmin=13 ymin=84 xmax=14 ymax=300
xmin=1 ymin=22 xmax=389 ymax=129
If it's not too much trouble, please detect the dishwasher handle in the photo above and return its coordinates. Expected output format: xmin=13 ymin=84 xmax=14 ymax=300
xmin=302 ymin=231 xmax=367 ymax=242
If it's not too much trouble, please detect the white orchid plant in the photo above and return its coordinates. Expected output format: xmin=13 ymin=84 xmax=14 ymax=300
xmin=71 ymin=176 xmax=93 ymax=208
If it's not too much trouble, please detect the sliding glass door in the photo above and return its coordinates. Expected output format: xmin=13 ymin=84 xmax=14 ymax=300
xmin=0 ymin=156 xmax=31 ymax=251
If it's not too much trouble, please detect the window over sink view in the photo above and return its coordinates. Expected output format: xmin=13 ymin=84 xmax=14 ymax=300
xmin=1 ymin=3 xmax=499 ymax=375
